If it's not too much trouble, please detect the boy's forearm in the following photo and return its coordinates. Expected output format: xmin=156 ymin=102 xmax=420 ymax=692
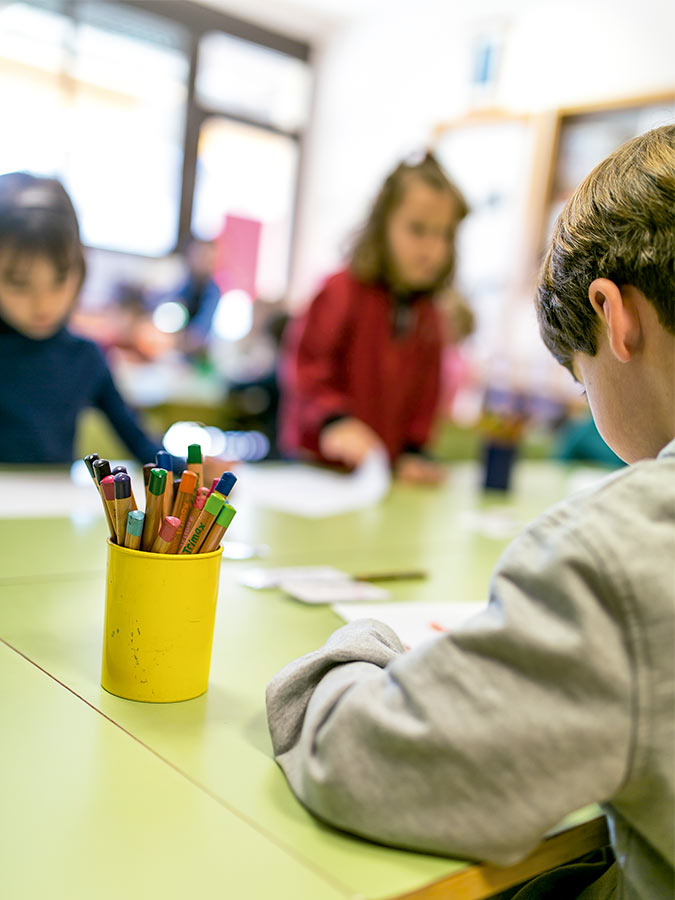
xmin=266 ymin=521 xmax=633 ymax=865
xmin=266 ymin=618 xmax=403 ymax=756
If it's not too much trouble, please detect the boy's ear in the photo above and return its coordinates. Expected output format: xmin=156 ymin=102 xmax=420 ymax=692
xmin=588 ymin=278 xmax=640 ymax=363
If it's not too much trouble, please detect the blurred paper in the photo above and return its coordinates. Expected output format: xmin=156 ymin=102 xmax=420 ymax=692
xmin=0 ymin=463 xmax=137 ymax=518
xmin=458 ymin=510 xmax=524 ymax=539
xmin=238 ymin=449 xmax=391 ymax=517
xmin=282 ymin=579 xmax=390 ymax=604
xmin=237 ymin=566 xmax=347 ymax=589
xmin=333 ymin=601 xmax=488 ymax=650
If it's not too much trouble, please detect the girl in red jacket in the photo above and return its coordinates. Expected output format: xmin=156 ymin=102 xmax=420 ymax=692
xmin=278 ymin=152 xmax=468 ymax=483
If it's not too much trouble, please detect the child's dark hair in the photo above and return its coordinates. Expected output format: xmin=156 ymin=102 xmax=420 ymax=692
xmin=349 ymin=151 xmax=469 ymax=291
xmin=0 ymin=172 xmax=86 ymax=286
xmin=536 ymin=124 xmax=675 ymax=374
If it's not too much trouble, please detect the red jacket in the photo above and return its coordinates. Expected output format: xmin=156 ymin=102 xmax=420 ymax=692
xmin=278 ymin=269 xmax=443 ymax=464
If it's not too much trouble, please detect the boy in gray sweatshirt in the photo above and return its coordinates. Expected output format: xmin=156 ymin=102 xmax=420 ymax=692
xmin=266 ymin=125 xmax=675 ymax=899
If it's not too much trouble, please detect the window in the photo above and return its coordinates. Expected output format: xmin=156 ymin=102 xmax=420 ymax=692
xmin=0 ymin=0 xmax=311 ymax=284
xmin=66 ymin=2 xmax=188 ymax=255
xmin=0 ymin=0 xmax=189 ymax=256
xmin=0 ymin=1 xmax=71 ymax=174
xmin=192 ymin=117 xmax=299 ymax=300
xmin=191 ymin=29 xmax=310 ymax=299
xmin=196 ymin=30 xmax=311 ymax=133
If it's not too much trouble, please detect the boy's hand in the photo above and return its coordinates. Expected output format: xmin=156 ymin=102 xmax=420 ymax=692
xmin=394 ymin=453 xmax=447 ymax=485
xmin=319 ymin=418 xmax=385 ymax=467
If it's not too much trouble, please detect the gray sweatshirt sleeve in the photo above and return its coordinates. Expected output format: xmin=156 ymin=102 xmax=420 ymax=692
xmin=265 ymin=512 xmax=634 ymax=866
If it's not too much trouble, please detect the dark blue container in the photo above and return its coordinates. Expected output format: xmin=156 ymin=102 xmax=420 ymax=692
xmin=482 ymin=442 xmax=517 ymax=491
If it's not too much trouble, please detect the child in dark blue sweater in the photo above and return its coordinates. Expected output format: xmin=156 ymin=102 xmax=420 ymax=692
xmin=0 ymin=172 xmax=161 ymax=465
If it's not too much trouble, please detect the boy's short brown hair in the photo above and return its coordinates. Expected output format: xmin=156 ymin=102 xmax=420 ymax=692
xmin=536 ymin=124 xmax=675 ymax=374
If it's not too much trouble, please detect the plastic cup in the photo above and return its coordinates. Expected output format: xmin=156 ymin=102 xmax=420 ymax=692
xmin=101 ymin=540 xmax=222 ymax=702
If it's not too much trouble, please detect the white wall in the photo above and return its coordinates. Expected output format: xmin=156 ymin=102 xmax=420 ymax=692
xmin=290 ymin=0 xmax=675 ymax=307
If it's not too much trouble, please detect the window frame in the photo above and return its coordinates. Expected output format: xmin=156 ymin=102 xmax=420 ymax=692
xmin=115 ymin=0 xmax=311 ymax=256
xmin=7 ymin=0 xmax=311 ymax=261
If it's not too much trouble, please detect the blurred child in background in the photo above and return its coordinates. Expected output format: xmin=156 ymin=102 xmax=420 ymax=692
xmin=0 ymin=172 xmax=162 ymax=464
xmin=172 ymin=237 xmax=221 ymax=358
xmin=278 ymin=152 xmax=469 ymax=483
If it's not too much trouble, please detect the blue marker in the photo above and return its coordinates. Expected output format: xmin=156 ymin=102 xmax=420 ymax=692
xmin=155 ymin=450 xmax=172 ymax=472
xmin=214 ymin=471 xmax=237 ymax=499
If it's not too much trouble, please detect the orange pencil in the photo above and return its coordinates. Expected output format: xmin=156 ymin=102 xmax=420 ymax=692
xmin=186 ymin=443 xmax=203 ymax=491
xmin=167 ymin=470 xmax=198 ymax=553
xmin=141 ymin=468 xmax=167 ymax=552
xmin=151 ymin=516 xmax=181 ymax=554
xmin=180 ymin=492 xmax=224 ymax=555
xmin=180 ymin=486 xmax=209 ymax=546
xmin=100 ymin=475 xmax=118 ymax=543
xmin=199 ymin=502 xmax=236 ymax=553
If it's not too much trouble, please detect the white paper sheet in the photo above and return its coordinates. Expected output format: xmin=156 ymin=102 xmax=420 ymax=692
xmin=282 ymin=579 xmax=390 ymax=604
xmin=237 ymin=566 xmax=391 ymax=603
xmin=0 ymin=463 xmax=132 ymax=518
xmin=458 ymin=509 xmax=524 ymax=539
xmin=237 ymin=448 xmax=391 ymax=517
xmin=237 ymin=566 xmax=348 ymax=589
xmin=332 ymin=601 xmax=488 ymax=650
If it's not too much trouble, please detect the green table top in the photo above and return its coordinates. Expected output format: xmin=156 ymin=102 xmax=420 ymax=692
xmin=2 ymin=643 xmax=351 ymax=900
xmin=0 ymin=461 xmax=609 ymax=899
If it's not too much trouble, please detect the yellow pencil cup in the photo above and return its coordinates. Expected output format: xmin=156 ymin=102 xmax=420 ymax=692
xmin=102 ymin=540 xmax=223 ymax=702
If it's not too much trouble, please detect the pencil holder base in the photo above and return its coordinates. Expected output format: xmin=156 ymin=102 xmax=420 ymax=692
xmin=101 ymin=540 xmax=222 ymax=702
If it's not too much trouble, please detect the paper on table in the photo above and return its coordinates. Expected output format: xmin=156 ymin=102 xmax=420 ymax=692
xmin=282 ymin=579 xmax=390 ymax=604
xmin=0 ymin=466 xmax=125 ymax=518
xmin=332 ymin=601 xmax=488 ymax=650
xmin=237 ymin=566 xmax=348 ymax=589
xmin=237 ymin=566 xmax=391 ymax=603
xmin=237 ymin=448 xmax=391 ymax=517
xmin=458 ymin=510 xmax=524 ymax=539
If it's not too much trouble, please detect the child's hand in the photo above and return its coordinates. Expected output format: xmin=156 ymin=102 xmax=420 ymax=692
xmin=319 ymin=418 xmax=385 ymax=467
xmin=394 ymin=453 xmax=447 ymax=485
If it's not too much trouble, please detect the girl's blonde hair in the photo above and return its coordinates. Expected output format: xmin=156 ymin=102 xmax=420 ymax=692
xmin=349 ymin=152 xmax=469 ymax=292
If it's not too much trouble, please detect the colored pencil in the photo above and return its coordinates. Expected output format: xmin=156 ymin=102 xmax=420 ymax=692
xmin=199 ymin=502 xmax=236 ymax=553
xmin=180 ymin=492 xmax=224 ymax=554
xmin=151 ymin=516 xmax=181 ymax=554
xmin=141 ymin=468 xmax=167 ymax=552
